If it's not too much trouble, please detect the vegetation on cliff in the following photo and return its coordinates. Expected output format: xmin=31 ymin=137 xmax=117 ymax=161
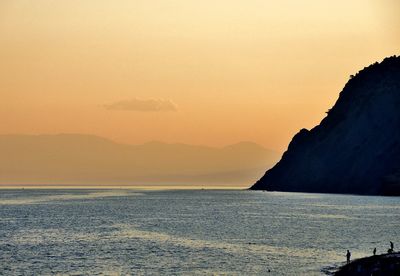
xmin=252 ymin=56 xmax=400 ymax=195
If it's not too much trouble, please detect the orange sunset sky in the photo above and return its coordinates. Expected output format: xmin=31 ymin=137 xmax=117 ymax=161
xmin=1 ymin=0 xmax=399 ymax=151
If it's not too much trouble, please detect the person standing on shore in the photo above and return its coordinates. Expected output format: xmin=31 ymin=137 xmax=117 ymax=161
xmin=346 ymin=250 xmax=351 ymax=264
xmin=373 ymin=248 xmax=376 ymax=256
xmin=390 ymin=241 xmax=394 ymax=251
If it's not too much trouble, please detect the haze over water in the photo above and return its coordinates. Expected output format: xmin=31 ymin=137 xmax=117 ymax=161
xmin=1 ymin=189 xmax=399 ymax=275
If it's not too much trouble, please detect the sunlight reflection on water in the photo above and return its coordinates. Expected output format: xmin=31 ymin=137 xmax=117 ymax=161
xmin=0 ymin=190 xmax=142 ymax=205
xmin=0 ymin=189 xmax=399 ymax=275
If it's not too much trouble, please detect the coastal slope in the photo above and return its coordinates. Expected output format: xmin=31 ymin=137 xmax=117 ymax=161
xmin=251 ymin=56 xmax=400 ymax=195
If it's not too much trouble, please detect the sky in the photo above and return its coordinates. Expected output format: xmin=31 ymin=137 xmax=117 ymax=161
xmin=0 ymin=0 xmax=399 ymax=151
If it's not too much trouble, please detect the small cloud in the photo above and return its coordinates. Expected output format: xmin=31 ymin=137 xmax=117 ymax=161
xmin=104 ymin=98 xmax=178 ymax=112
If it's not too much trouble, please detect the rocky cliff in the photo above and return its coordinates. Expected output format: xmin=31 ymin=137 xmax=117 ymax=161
xmin=251 ymin=56 xmax=400 ymax=195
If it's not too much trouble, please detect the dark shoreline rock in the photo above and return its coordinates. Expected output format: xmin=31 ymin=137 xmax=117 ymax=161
xmin=334 ymin=253 xmax=400 ymax=275
xmin=251 ymin=56 xmax=400 ymax=195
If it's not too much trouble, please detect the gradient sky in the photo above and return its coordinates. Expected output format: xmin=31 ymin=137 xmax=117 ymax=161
xmin=1 ymin=0 xmax=399 ymax=151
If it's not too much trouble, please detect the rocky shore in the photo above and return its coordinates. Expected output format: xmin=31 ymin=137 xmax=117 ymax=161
xmin=251 ymin=56 xmax=400 ymax=195
xmin=334 ymin=252 xmax=400 ymax=275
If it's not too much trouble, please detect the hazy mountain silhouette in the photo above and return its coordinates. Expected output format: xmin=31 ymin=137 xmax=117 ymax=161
xmin=0 ymin=134 xmax=279 ymax=186
xmin=251 ymin=56 xmax=400 ymax=195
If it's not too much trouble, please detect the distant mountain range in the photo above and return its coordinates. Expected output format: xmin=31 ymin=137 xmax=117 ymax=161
xmin=251 ymin=56 xmax=400 ymax=195
xmin=0 ymin=134 xmax=279 ymax=186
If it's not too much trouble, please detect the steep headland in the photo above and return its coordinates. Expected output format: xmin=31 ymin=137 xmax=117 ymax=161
xmin=251 ymin=56 xmax=400 ymax=195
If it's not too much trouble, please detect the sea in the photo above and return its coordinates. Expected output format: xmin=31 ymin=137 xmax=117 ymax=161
xmin=0 ymin=188 xmax=399 ymax=275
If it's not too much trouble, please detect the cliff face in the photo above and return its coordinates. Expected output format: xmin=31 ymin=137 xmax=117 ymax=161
xmin=251 ymin=56 xmax=400 ymax=195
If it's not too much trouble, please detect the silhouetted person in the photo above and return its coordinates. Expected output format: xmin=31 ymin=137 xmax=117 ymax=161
xmin=373 ymin=248 xmax=376 ymax=256
xmin=390 ymin=241 xmax=394 ymax=250
xmin=346 ymin=250 xmax=351 ymax=264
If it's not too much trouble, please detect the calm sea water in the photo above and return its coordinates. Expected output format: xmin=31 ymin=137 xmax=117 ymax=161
xmin=0 ymin=189 xmax=399 ymax=275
